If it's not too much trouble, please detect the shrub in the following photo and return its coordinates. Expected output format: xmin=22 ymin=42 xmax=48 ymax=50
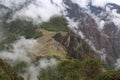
xmin=40 ymin=16 xmax=68 ymax=32
xmin=53 ymin=33 xmax=63 ymax=43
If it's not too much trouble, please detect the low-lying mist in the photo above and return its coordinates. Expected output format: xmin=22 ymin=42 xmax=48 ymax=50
xmin=0 ymin=36 xmax=58 ymax=80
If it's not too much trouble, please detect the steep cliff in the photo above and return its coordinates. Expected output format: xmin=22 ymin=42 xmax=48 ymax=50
xmin=63 ymin=0 xmax=120 ymax=66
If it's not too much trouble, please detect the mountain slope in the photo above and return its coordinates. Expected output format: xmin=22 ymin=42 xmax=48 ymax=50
xmin=63 ymin=0 xmax=120 ymax=66
xmin=0 ymin=58 xmax=24 ymax=80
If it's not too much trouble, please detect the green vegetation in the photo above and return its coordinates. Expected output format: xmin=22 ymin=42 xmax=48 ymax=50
xmin=0 ymin=19 xmax=43 ymax=50
xmin=96 ymin=70 xmax=120 ymax=80
xmin=5 ymin=19 xmax=43 ymax=39
xmin=80 ymin=57 xmax=108 ymax=79
xmin=13 ymin=61 xmax=28 ymax=73
xmin=40 ymin=16 xmax=68 ymax=32
xmin=1 ymin=56 xmax=120 ymax=80
xmin=38 ymin=57 xmax=120 ymax=80
xmin=49 ymin=47 xmax=64 ymax=59
xmin=0 ymin=67 xmax=11 ymax=80
xmin=38 ymin=59 xmax=81 ymax=80
xmin=38 ymin=57 xmax=108 ymax=80
xmin=53 ymin=33 xmax=63 ymax=43
xmin=0 ymin=59 xmax=24 ymax=80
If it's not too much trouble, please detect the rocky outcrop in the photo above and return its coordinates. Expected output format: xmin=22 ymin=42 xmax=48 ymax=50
xmin=66 ymin=32 xmax=96 ymax=60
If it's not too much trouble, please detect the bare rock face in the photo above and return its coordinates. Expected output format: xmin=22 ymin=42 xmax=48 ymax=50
xmin=67 ymin=32 xmax=97 ymax=60
xmin=63 ymin=0 xmax=120 ymax=66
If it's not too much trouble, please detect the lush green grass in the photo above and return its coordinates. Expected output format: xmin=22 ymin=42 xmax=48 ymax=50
xmin=40 ymin=16 xmax=68 ymax=32
xmin=49 ymin=47 xmax=65 ymax=59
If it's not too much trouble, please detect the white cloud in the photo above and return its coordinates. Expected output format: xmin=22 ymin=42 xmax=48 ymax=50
xmin=70 ymin=0 xmax=120 ymax=8
xmin=110 ymin=9 xmax=120 ymax=28
xmin=0 ymin=0 xmax=65 ymax=22
xmin=52 ymin=0 xmax=63 ymax=5
xmin=71 ymin=0 xmax=89 ymax=8
xmin=2 ymin=0 xmax=120 ymax=23
xmin=109 ymin=0 xmax=120 ymax=6
xmin=92 ymin=0 xmax=108 ymax=7
xmin=13 ymin=0 xmax=62 ymax=22
xmin=115 ymin=58 xmax=120 ymax=69
xmin=91 ymin=0 xmax=120 ymax=7
xmin=99 ymin=20 xmax=105 ymax=30
xmin=0 ymin=0 xmax=28 ymax=9
xmin=0 ymin=37 xmax=37 ymax=63
xmin=0 ymin=36 xmax=58 ymax=80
